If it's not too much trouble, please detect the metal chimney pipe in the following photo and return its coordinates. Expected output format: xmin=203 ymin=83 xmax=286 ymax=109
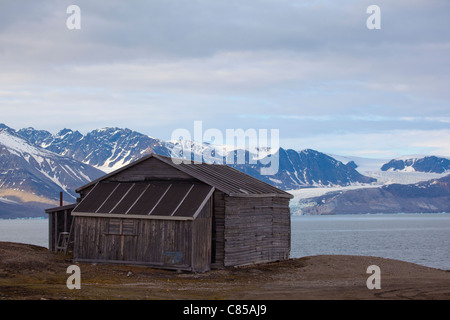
xmin=60 ymin=191 xmax=63 ymax=207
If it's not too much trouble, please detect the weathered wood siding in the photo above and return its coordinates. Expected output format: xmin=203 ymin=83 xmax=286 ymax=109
xmin=77 ymin=158 xmax=197 ymax=199
xmin=222 ymin=196 xmax=291 ymax=267
xmin=211 ymin=191 xmax=225 ymax=268
xmin=109 ymin=157 xmax=194 ymax=182
xmin=72 ymin=194 xmax=213 ymax=272
xmin=73 ymin=217 xmax=199 ymax=270
xmin=191 ymin=197 xmax=213 ymax=272
xmin=272 ymin=197 xmax=291 ymax=260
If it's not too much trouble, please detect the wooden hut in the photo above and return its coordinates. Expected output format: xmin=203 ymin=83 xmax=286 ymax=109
xmin=46 ymin=153 xmax=293 ymax=272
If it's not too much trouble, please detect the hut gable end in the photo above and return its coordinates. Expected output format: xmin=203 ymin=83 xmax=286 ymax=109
xmin=76 ymin=154 xmax=294 ymax=199
xmin=106 ymin=156 xmax=194 ymax=182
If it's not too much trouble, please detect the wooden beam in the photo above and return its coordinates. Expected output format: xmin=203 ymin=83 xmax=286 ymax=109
xmin=72 ymin=258 xmax=192 ymax=271
xmin=228 ymin=193 xmax=293 ymax=199
xmin=192 ymin=187 xmax=215 ymax=219
xmin=71 ymin=212 xmax=194 ymax=221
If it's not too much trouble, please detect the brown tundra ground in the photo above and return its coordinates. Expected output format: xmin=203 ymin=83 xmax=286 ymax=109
xmin=0 ymin=242 xmax=449 ymax=300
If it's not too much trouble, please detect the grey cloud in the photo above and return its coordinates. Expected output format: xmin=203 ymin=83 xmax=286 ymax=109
xmin=1 ymin=0 xmax=449 ymax=157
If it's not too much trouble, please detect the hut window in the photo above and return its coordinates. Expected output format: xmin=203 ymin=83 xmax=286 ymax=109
xmin=122 ymin=220 xmax=137 ymax=235
xmin=107 ymin=219 xmax=121 ymax=235
xmin=106 ymin=219 xmax=137 ymax=236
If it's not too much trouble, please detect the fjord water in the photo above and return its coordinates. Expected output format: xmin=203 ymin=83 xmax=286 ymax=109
xmin=291 ymin=213 xmax=450 ymax=270
xmin=1 ymin=214 xmax=449 ymax=270
xmin=0 ymin=218 xmax=48 ymax=248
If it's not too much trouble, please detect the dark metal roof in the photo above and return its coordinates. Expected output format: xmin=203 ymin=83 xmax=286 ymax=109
xmin=76 ymin=153 xmax=293 ymax=199
xmin=72 ymin=181 xmax=214 ymax=219
xmin=174 ymin=160 xmax=290 ymax=197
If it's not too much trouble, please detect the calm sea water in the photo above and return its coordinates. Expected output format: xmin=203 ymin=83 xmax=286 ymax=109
xmin=291 ymin=213 xmax=450 ymax=270
xmin=0 ymin=218 xmax=48 ymax=248
xmin=1 ymin=214 xmax=449 ymax=270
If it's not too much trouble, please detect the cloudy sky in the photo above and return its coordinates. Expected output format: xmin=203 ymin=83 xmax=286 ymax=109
xmin=1 ymin=0 xmax=449 ymax=158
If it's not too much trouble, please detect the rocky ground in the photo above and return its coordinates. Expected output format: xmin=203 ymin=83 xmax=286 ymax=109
xmin=0 ymin=241 xmax=449 ymax=300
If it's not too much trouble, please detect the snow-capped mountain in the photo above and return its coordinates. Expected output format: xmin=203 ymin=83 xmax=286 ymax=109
xmin=19 ymin=127 xmax=170 ymax=173
xmin=22 ymin=126 xmax=376 ymax=190
xmin=15 ymin=125 xmax=374 ymax=189
xmin=0 ymin=125 xmax=104 ymax=217
xmin=230 ymin=148 xmax=376 ymax=189
xmin=330 ymin=154 xmax=450 ymax=185
xmin=297 ymin=174 xmax=450 ymax=215
xmin=381 ymin=156 xmax=450 ymax=174
xmin=2 ymin=123 xmax=449 ymax=217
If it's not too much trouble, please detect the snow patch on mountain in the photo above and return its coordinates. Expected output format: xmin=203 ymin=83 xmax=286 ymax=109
xmin=0 ymin=126 xmax=105 ymax=208
xmin=329 ymin=154 xmax=449 ymax=185
xmin=0 ymin=130 xmax=53 ymax=160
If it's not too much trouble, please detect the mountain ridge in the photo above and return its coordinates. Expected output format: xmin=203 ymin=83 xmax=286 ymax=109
xmin=18 ymin=125 xmax=377 ymax=189
xmin=2 ymin=123 xmax=449 ymax=217
xmin=381 ymin=156 xmax=450 ymax=174
xmin=296 ymin=174 xmax=450 ymax=215
xmin=0 ymin=125 xmax=105 ymax=217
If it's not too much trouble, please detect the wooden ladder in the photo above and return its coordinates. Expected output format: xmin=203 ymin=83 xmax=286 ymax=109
xmin=56 ymin=232 xmax=70 ymax=252
xmin=56 ymin=218 xmax=75 ymax=254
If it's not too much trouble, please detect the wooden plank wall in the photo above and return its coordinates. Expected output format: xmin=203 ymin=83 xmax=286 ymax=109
xmin=222 ymin=196 xmax=291 ymax=267
xmin=191 ymin=197 xmax=213 ymax=272
xmin=73 ymin=216 xmax=198 ymax=270
xmin=109 ymin=157 xmax=194 ymax=182
xmin=48 ymin=213 xmax=54 ymax=251
xmin=272 ymin=197 xmax=291 ymax=260
xmin=78 ymin=158 xmax=197 ymax=198
xmin=211 ymin=191 xmax=225 ymax=268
